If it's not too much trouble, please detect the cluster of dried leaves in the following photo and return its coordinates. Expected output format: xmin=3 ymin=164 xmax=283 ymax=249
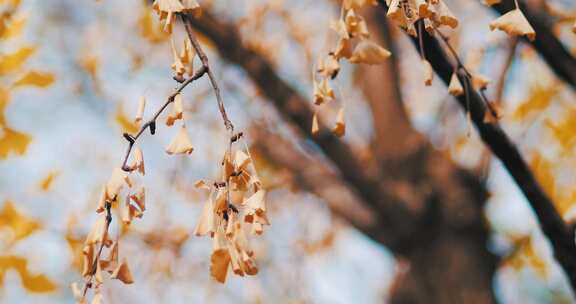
xmin=74 ymin=0 xmax=268 ymax=302
xmin=312 ymin=0 xmax=391 ymax=137
xmin=193 ymin=141 xmax=268 ymax=283
xmin=312 ymin=0 xmax=540 ymax=135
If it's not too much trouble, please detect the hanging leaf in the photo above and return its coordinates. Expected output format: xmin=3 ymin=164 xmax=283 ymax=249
xmin=13 ymin=71 xmax=55 ymax=88
xmin=138 ymin=7 xmax=169 ymax=44
xmin=0 ymin=47 xmax=35 ymax=75
xmin=115 ymin=105 xmax=139 ymax=134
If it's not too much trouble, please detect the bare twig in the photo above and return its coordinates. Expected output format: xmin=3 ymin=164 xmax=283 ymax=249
xmin=495 ymin=38 xmax=518 ymax=105
xmin=120 ymin=65 xmax=208 ymax=171
xmin=181 ymin=13 xmax=234 ymax=132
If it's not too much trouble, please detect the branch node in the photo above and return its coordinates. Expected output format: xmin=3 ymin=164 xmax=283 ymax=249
xmin=123 ymin=133 xmax=135 ymax=144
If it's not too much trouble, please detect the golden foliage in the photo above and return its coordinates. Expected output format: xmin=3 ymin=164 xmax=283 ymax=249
xmin=0 ymin=86 xmax=31 ymax=159
xmin=114 ymin=105 xmax=140 ymax=134
xmin=0 ymin=47 xmax=35 ymax=75
xmin=0 ymin=255 xmax=57 ymax=293
xmin=530 ymin=153 xmax=575 ymax=215
xmin=545 ymin=107 xmax=576 ymax=153
xmin=512 ymin=85 xmax=557 ymax=120
xmin=0 ymin=127 xmax=31 ymax=159
xmin=502 ymin=236 xmax=548 ymax=278
xmin=38 ymin=171 xmax=59 ymax=192
xmin=0 ymin=201 xmax=41 ymax=244
xmin=0 ymin=16 xmax=26 ymax=40
xmin=138 ymin=7 xmax=169 ymax=44
xmin=13 ymin=71 xmax=55 ymax=88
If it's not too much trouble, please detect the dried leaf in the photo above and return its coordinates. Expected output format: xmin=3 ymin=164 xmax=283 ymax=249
xmin=12 ymin=71 xmax=55 ymax=88
xmin=422 ymin=59 xmax=433 ymax=86
xmin=111 ymin=259 xmax=134 ymax=284
xmin=193 ymin=198 xmax=216 ymax=236
xmin=210 ymin=249 xmax=230 ymax=283
xmin=311 ymin=112 xmax=319 ymax=136
xmin=166 ymin=93 xmax=183 ymax=126
xmin=313 ymin=78 xmax=335 ymax=105
xmin=448 ymin=72 xmax=464 ymax=96
xmin=135 ymin=96 xmax=146 ymax=123
xmin=349 ymin=39 xmax=391 ymax=65
xmin=106 ymin=168 xmax=131 ymax=199
xmin=490 ymin=8 xmax=536 ymax=41
xmin=85 ymin=214 xmax=108 ymax=245
xmin=332 ymin=107 xmax=345 ymax=137
xmin=166 ymin=125 xmax=194 ymax=155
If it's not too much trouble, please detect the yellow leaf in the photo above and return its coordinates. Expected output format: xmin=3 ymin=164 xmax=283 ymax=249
xmin=38 ymin=171 xmax=59 ymax=192
xmin=530 ymin=153 xmax=574 ymax=214
xmin=545 ymin=108 xmax=576 ymax=153
xmin=138 ymin=8 xmax=169 ymax=44
xmin=0 ymin=85 xmax=9 ymax=125
xmin=0 ymin=255 xmax=58 ymax=293
xmin=501 ymin=236 xmax=548 ymax=278
xmin=0 ymin=201 xmax=41 ymax=244
xmin=80 ymin=55 xmax=98 ymax=83
xmin=512 ymin=85 xmax=557 ymax=120
xmin=0 ymin=127 xmax=31 ymax=159
xmin=0 ymin=17 xmax=26 ymax=40
xmin=12 ymin=71 xmax=55 ymax=88
xmin=0 ymin=47 xmax=35 ymax=75
xmin=114 ymin=105 xmax=139 ymax=134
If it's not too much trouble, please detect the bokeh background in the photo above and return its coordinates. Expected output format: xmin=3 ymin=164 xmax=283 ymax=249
xmin=1 ymin=0 xmax=576 ymax=303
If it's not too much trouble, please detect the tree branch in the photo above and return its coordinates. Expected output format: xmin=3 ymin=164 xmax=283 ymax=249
xmin=181 ymin=14 xmax=234 ymax=132
xmin=376 ymin=1 xmax=576 ymax=292
xmin=120 ymin=65 xmax=207 ymax=171
xmin=491 ymin=0 xmax=576 ymax=90
xmin=182 ymin=12 xmax=424 ymax=248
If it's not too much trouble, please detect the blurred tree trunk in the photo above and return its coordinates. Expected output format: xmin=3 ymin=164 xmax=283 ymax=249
xmin=360 ymin=9 xmax=497 ymax=303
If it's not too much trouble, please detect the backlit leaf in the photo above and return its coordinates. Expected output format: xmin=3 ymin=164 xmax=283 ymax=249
xmin=545 ymin=107 xmax=576 ymax=153
xmin=138 ymin=8 xmax=169 ymax=44
xmin=0 ymin=201 xmax=41 ymax=244
xmin=0 ymin=127 xmax=31 ymax=159
xmin=0 ymin=47 xmax=35 ymax=75
xmin=0 ymin=255 xmax=57 ymax=293
xmin=38 ymin=171 xmax=59 ymax=192
xmin=13 ymin=71 xmax=55 ymax=88
xmin=512 ymin=85 xmax=557 ymax=120
xmin=0 ymin=16 xmax=26 ymax=40
xmin=115 ymin=105 xmax=139 ymax=134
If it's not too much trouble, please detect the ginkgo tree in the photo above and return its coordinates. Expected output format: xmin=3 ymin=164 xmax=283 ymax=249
xmin=2 ymin=0 xmax=576 ymax=303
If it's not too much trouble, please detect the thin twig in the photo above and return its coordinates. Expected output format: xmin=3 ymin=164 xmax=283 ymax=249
xmin=181 ymin=13 xmax=234 ymax=132
xmin=120 ymin=65 xmax=208 ymax=171
xmin=81 ymin=202 xmax=112 ymax=301
xmin=495 ymin=38 xmax=518 ymax=105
